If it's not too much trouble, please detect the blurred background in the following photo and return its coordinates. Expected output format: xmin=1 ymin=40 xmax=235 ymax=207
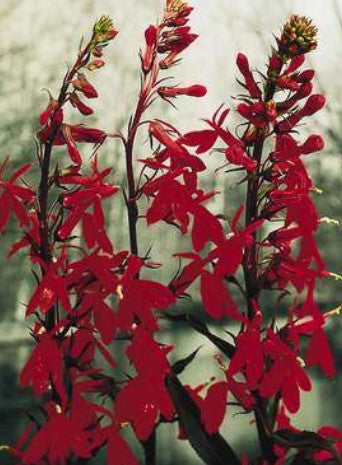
xmin=0 ymin=0 xmax=341 ymax=463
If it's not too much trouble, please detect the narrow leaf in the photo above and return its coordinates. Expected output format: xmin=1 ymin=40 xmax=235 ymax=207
xmin=166 ymin=375 xmax=240 ymax=465
xmin=172 ymin=346 xmax=202 ymax=375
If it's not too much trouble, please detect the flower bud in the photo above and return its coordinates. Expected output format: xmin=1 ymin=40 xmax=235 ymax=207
xmin=236 ymin=53 xmax=249 ymax=74
xmin=70 ymin=126 xmax=107 ymax=143
xmin=236 ymin=53 xmax=262 ymax=99
xmin=158 ymin=84 xmax=207 ymax=98
xmin=300 ymin=94 xmax=326 ymax=117
xmin=142 ymin=25 xmax=157 ymax=73
xmin=92 ymin=46 xmax=104 ymax=57
xmin=297 ymin=69 xmax=315 ymax=83
xmin=149 ymin=121 xmax=184 ymax=155
xmin=295 ymin=82 xmax=313 ymax=99
xmin=70 ymin=93 xmax=94 ymax=115
xmin=93 ymin=15 xmax=118 ymax=44
xmin=164 ymin=0 xmax=193 ymax=27
xmin=72 ymin=73 xmax=98 ymax=99
xmin=268 ymin=54 xmax=282 ymax=74
xmin=301 ymin=135 xmax=324 ymax=154
xmin=87 ymin=59 xmax=105 ymax=71
xmin=286 ymin=55 xmax=305 ymax=74
xmin=280 ymin=15 xmax=318 ymax=57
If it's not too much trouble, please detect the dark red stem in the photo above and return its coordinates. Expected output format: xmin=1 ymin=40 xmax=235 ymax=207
xmin=242 ymin=64 xmax=283 ymax=464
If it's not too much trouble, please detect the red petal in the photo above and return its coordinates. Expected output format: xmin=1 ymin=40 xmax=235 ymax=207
xmin=192 ymin=206 xmax=224 ymax=252
xmin=107 ymin=429 xmax=139 ymax=465
xmin=201 ymin=382 xmax=228 ymax=434
xmin=200 ymin=271 xmax=243 ymax=321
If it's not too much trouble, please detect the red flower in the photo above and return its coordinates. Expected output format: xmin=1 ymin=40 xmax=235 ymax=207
xmin=58 ymin=158 xmax=118 ymax=240
xmin=315 ymin=427 xmax=342 ymax=463
xmin=209 ymin=207 xmax=261 ymax=279
xmin=0 ymin=158 xmax=34 ymax=234
xmin=115 ymin=328 xmax=174 ymax=439
xmin=20 ymin=336 xmax=67 ymax=409
xmin=237 ymin=101 xmax=277 ymax=128
xmin=63 ymin=328 xmax=95 ymax=366
xmin=305 ymin=327 xmax=336 ymax=378
xmin=38 ymin=98 xmax=64 ymax=140
xmin=149 ymin=121 xmax=184 ymax=156
xmin=145 ymin=177 xmax=193 ymax=233
xmin=38 ymin=124 xmax=107 ymax=151
xmin=228 ymin=315 xmax=263 ymax=388
xmin=192 ymin=205 xmax=224 ymax=252
xmin=170 ymin=253 xmax=204 ymax=295
xmin=22 ymin=402 xmax=93 ymax=465
xmin=66 ymin=250 xmax=127 ymax=294
xmin=82 ymin=199 xmax=114 ymax=254
xmin=200 ymin=270 xmax=244 ymax=321
xmin=259 ymin=331 xmax=311 ymax=413
xmin=226 ymin=378 xmax=255 ymax=410
xmin=187 ymin=381 xmax=229 ymax=434
xmin=7 ymin=211 xmax=39 ymax=258
xmin=115 ymin=375 xmax=174 ymax=440
xmin=159 ymin=26 xmax=198 ymax=69
xmin=179 ymin=129 xmax=217 ymax=154
xmin=276 ymin=94 xmax=325 ymax=133
xmin=203 ymin=106 xmax=257 ymax=170
xmin=225 ymin=145 xmax=257 ymax=171
xmin=116 ymin=266 xmax=175 ymax=331
xmin=301 ymin=134 xmax=324 ymax=154
xmin=126 ymin=327 xmax=173 ymax=379
xmin=107 ymin=427 xmax=139 ymax=465
xmin=26 ymin=266 xmax=71 ymax=317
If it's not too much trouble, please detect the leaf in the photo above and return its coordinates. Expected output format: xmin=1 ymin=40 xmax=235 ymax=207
xmin=272 ymin=429 xmax=340 ymax=464
xmin=163 ymin=312 xmax=235 ymax=359
xmin=166 ymin=375 xmax=240 ymax=465
xmin=189 ymin=316 xmax=236 ymax=358
xmin=172 ymin=346 xmax=202 ymax=375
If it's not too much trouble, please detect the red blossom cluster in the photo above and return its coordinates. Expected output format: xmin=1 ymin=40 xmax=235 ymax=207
xmin=0 ymin=6 xmax=341 ymax=465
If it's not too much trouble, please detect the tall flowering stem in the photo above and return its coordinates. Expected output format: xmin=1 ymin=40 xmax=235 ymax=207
xmin=120 ymin=2 xmax=205 ymax=462
xmin=37 ymin=16 xmax=117 ymax=329
xmin=122 ymin=0 xmax=200 ymax=257
xmin=241 ymin=17 xmax=319 ymax=462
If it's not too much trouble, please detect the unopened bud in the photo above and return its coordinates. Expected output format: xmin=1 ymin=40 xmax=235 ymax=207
xmin=93 ymin=15 xmax=118 ymax=44
xmin=87 ymin=59 xmax=105 ymax=71
xmin=280 ymin=15 xmax=318 ymax=57
xmin=300 ymin=94 xmax=326 ymax=117
xmin=301 ymin=134 xmax=324 ymax=154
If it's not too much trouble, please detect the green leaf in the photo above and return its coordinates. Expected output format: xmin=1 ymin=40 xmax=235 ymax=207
xmin=166 ymin=375 xmax=240 ymax=465
xmin=272 ymin=429 xmax=340 ymax=464
xmin=172 ymin=346 xmax=202 ymax=375
xmin=187 ymin=316 xmax=235 ymax=358
xmin=163 ymin=312 xmax=235 ymax=358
